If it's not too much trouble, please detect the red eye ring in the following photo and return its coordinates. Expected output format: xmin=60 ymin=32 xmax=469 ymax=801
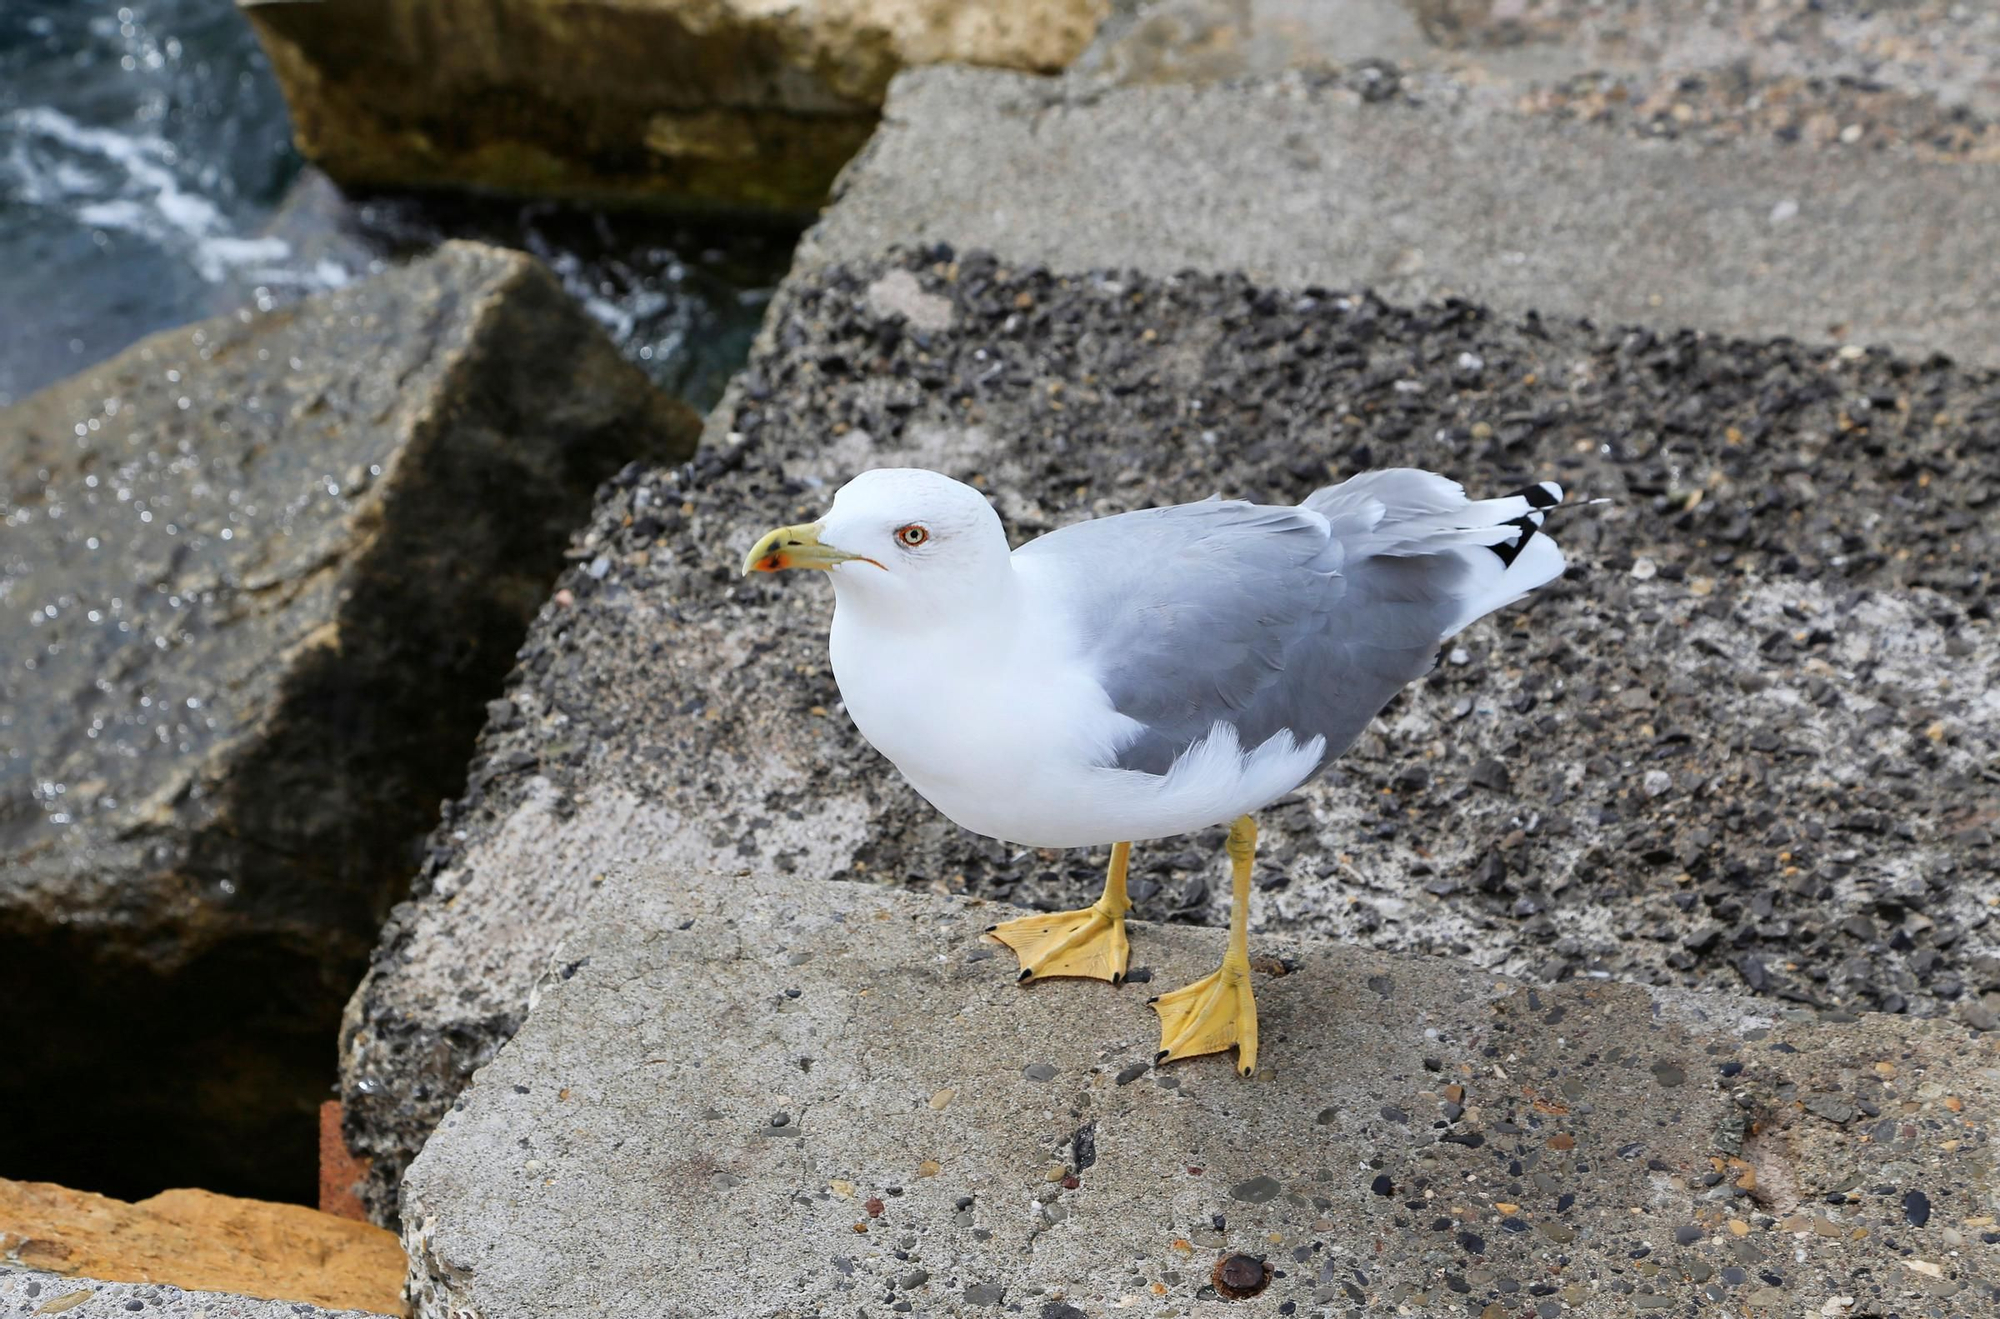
xmin=896 ymin=525 xmax=929 ymax=547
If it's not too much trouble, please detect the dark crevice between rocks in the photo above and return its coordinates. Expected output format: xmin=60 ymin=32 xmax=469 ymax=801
xmin=0 ymin=251 xmax=700 ymax=1203
xmin=0 ymin=931 xmax=344 ymax=1203
xmin=323 ymin=186 xmax=804 ymax=411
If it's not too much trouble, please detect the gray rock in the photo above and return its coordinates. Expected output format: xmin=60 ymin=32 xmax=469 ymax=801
xmin=0 ymin=241 xmax=696 ymax=1200
xmin=805 ymin=65 xmax=2000 ymax=364
xmin=1803 ymin=1093 xmax=1859 ymax=1125
xmin=342 ymin=245 xmax=2000 ymax=1224
xmin=1229 ymin=1175 xmax=1282 ymax=1204
xmin=337 ymin=29 xmax=2000 ymax=1217
xmin=0 ymin=1271 xmax=386 ymax=1319
xmin=402 ymin=864 xmax=1999 ymax=1315
xmin=1800 ymin=1095 xmax=1856 ymax=1127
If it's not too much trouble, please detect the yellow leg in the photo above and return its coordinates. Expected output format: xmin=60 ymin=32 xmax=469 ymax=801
xmin=1150 ymin=815 xmax=1260 ymax=1076
xmin=986 ymin=841 xmax=1133 ymax=984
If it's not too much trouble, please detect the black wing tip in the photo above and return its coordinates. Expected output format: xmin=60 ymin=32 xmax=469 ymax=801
xmin=1512 ymin=481 xmax=1563 ymax=510
xmin=1485 ymin=483 xmax=1562 ymax=566
xmin=1487 ymin=514 xmax=1541 ymax=567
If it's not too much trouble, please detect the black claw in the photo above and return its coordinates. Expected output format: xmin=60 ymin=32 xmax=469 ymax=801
xmin=984 ymin=924 xmax=997 ymax=933
xmin=1145 ymin=995 xmax=1159 ymax=1005
xmin=1155 ymin=1050 xmax=1171 ymax=1063
xmin=1018 ymin=968 xmax=1033 ymax=982
xmin=1111 ymin=972 xmax=1124 ymax=986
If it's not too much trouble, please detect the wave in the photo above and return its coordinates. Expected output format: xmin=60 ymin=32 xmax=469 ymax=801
xmin=3 ymin=104 xmax=338 ymax=289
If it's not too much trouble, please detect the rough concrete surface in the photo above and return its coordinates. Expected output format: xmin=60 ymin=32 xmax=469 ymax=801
xmin=1077 ymin=0 xmax=2000 ymax=162
xmin=0 ymin=1270 xmax=390 ymax=1319
xmin=404 ymin=864 xmax=1999 ymax=1317
xmin=807 ymin=67 xmax=2000 ymax=366
xmin=0 ymin=241 xmax=697 ymax=1201
xmin=343 ymin=248 xmax=2000 ymax=1222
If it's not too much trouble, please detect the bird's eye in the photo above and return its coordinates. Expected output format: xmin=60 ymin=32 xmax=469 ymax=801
xmin=896 ymin=525 xmax=929 ymax=547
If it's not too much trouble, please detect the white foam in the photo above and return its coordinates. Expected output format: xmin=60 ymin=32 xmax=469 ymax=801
xmin=4 ymin=105 xmax=337 ymax=288
xmin=199 ymin=235 xmax=293 ymax=269
xmin=240 ymin=257 xmax=354 ymax=291
xmin=74 ymin=199 xmax=152 ymax=229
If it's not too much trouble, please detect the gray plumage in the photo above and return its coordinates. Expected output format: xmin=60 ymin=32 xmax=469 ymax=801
xmin=1015 ymin=469 xmax=1566 ymax=777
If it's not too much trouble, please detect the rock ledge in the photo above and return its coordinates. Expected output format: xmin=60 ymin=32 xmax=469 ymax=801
xmin=404 ymin=863 xmax=1998 ymax=1316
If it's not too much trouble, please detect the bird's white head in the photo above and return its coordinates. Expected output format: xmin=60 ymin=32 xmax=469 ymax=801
xmin=742 ymin=468 xmax=1012 ymax=626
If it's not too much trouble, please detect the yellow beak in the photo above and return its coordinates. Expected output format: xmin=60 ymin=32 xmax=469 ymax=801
xmin=741 ymin=522 xmax=870 ymax=575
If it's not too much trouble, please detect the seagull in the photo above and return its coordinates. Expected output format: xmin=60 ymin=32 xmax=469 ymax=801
xmin=744 ymin=467 xmax=1567 ymax=1075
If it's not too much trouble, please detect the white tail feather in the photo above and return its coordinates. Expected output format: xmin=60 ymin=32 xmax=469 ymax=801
xmin=1309 ymin=469 xmax=1568 ymax=636
xmin=1444 ymin=526 xmax=1564 ymax=636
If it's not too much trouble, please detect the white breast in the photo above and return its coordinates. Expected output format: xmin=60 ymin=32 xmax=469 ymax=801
xmin=827 ymin=566 xmax=1324 ymax=849
xmin=829 ymin=594 xmax=1107 ymax=838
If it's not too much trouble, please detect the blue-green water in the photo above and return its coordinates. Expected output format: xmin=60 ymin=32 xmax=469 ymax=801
xmin=0 ymin=0 xmax=788 ymax=411
xmin=0 ymin=0 xmax=298 ymax=406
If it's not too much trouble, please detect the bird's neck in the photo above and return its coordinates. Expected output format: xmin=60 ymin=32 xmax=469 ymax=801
xmin=829 ymin=555 xmax=1022 ymax=641
xmin=826 ymin=559 xmax=1027 ymax=792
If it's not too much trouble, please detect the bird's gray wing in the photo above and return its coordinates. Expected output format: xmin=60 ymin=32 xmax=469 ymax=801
xmin=1015 ymin=497 xmax=1463 ymax=777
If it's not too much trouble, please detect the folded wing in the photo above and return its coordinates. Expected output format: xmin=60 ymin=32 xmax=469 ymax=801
xmin=1016 ymin=469 xmax=1566 ymax=777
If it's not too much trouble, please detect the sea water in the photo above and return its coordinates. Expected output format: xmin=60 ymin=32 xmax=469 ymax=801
xmin=0 ymin=0 xmax=788 ymax=411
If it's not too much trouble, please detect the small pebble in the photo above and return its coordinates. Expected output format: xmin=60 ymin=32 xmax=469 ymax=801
xmin=1231 ymin=1175 xmax=1282 ymax=1204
